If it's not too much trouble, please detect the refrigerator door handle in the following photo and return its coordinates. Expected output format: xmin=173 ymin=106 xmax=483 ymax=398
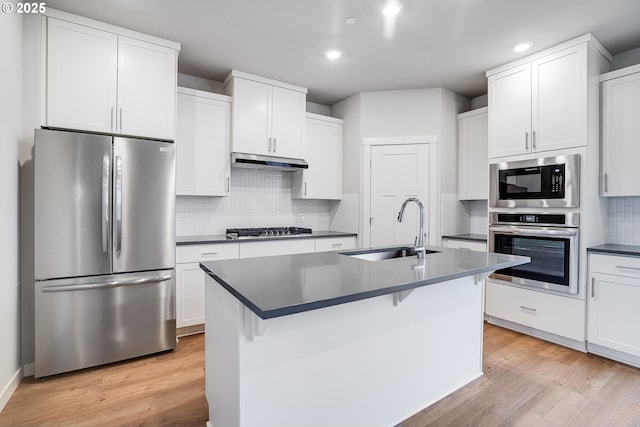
xmin=115 ymin=155 xmax=123 ymax=253
xmin=41 ymin=274 xmax=173 ymax=292
xmin=101 ymin=154 xmax=110 ymax=253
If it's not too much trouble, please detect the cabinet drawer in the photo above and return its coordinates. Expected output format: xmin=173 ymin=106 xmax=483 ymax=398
xmin=442 ymin=239 xmax=486 ymax=252
xmin=315 ymin=237 xmax=356 ymax=252
xmin=485 ymin=281 xmax=585 ymax=341
xmin=590 ymin=253 xmax=640 ymax=277
xmin=176 ymin=243 xmax=239 ymax=264
xmin=239 ymin=239 xmax=315 ymax=259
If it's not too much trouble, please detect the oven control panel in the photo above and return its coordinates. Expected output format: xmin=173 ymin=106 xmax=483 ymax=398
xmin=489 ymin=212 xmax=580 ymax=228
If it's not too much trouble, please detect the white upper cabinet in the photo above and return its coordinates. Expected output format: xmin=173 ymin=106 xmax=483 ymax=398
xmin=487 ymin=35 xmax=609 ymax=159
xmin=224 ymin=70 xmax=307 ymax=158
xmin=457 ymin=107 xmax=488 ymax=200
xmin=600 ymin=64 xmax=640 ymax=197
xmin=292 ymin=114 xmax=343 ymax=200
xmin=176 ymin=87 xmax=231 ymax=196
xmin=45 ymin=14 xmax=179 ymax=140
xmin=46 ymin=18 xmax=118 ymax=134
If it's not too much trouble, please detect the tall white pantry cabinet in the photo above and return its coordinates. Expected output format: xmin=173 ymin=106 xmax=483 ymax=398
xmin=44 ymin=11 xmax=179 ymax=140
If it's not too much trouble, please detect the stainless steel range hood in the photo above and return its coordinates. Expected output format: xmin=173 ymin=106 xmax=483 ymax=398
xmin=231 ymin=152 xmax=308 ymax=171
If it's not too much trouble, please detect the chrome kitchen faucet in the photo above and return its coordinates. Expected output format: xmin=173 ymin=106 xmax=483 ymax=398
xmin=397 ymin=197 xmax=426 ymax=258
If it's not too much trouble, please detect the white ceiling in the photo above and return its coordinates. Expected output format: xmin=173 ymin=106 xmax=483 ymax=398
xmin=44 ymin=0 xmax=640 ymax=105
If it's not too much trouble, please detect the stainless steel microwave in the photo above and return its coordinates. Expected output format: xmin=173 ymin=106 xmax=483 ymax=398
xmin=489 ymin=154 xmax=580 ymax=208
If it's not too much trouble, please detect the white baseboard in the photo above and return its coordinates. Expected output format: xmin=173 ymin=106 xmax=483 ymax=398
xmin=0 ymin=367 xmax=23 ymax=413
xmin=486 ymin=316 xmax=587 ymax=352
xmin=205 ymin=421 xmax=212 ymax=427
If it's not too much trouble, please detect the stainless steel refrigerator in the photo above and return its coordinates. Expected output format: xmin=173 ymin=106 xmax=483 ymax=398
xmin=33 ymin=129 xmax=176 ymax=378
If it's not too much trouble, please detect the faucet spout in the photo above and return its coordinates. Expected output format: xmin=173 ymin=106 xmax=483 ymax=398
xmin=397 ymin=197 xmax=426 ymax=258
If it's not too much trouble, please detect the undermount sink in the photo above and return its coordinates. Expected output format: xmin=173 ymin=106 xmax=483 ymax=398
xmin=341 ymin=247 xmax=440 ymax=261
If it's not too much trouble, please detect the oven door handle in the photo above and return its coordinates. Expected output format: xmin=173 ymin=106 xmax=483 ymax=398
xmin=489 ymin=226 xmax=578 ymax=238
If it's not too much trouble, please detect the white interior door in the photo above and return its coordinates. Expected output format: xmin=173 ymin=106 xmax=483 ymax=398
xmin=370 ymin=144 xmax=429 ymax=248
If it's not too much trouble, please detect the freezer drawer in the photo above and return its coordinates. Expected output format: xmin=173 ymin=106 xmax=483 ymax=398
xmin=34 ymin=269 xmax=176 ymax=378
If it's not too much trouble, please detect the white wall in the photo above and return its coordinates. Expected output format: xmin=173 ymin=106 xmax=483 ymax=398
xmin=0 ymin=12 xmax=23 ymax=411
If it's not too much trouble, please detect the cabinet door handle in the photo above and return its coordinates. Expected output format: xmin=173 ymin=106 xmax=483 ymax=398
xmin=591 ymin=277 xmax=595 ymax=298
xmin=110 ymin=107 xmax=114 ymax=131
xmin=532 ymin=130 xmax=537 ymax=148
xmin=304 ymin=182 xmax=307 ymax=196
xmin=616 ymin=265 xmax=640 ymax=272
xmin=519 ymin=305 xmax=536 ymax=312
xmin=226 ymin=177 xmax=230 ymax=193
xmin=525 ymin=132 xmax=529 ymax=150
xmin=273 ymin=137 xmax=277 ymax=152
xmin=119 ymin=108 xmax=123 ymax=133
xmin=267 ymin=138 xmax=272 ymax=152
xmin=604 ymin=173 xmax=608 ymax=193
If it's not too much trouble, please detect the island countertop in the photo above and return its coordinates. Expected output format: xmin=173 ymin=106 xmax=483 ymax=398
xmin=200 ymin=246 xmax=529 ymax=319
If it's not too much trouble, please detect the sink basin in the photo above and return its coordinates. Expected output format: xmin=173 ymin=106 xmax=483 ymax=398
xmin=340 ymin=247 xmax=439 ymax=261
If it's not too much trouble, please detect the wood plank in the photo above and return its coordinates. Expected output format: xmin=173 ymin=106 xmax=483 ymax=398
xmin=2 ymin=324 xmax=640 ymax=426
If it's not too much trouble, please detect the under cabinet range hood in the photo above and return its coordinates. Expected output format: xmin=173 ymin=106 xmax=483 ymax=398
xmin=231 ymin=152 xmax=308 ymax=171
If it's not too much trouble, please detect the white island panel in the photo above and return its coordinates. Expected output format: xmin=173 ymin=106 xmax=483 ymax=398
xmin=205 ymin=273 xmax=484 ymax=427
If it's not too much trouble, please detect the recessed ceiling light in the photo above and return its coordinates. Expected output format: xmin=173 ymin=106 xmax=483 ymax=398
xmin=344 ymin=17 xmax=357 ymax=25
xmin=381 ymin=1 xmax=402 ymax=17
xmin=514 ymin=43 xmax=532 ymax=53
xmin=325 ymin=49 xmax=342 ymax=60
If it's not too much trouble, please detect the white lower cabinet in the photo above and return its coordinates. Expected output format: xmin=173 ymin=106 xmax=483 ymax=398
xmin=177 ymin=236 xmax=356 ymax=331
xmin=588 ymin=254 xmax=640 ymax=366
xmin=315 ymin=237 xmax=356 ymax=252
xmin=176 ymin=243 xmax=239 ymax=329
xmin=442 ymin=238 xmax=486 ymax=252
xmin=485 ymin=280 xmax=585 ymax=343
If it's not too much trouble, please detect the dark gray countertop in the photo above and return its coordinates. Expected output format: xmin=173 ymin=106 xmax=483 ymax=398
xmin=441 ymin=233 xmax=487 ymax=242
xmin=176 ymin=230 xmax=357 ymax=245
xmin=201 ymin=246 xmax=529 ymax=319
xmin=587 ymin=244 xmax=640 ymax=257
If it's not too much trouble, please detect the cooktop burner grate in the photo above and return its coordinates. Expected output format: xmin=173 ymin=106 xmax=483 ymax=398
xmin=226 ymin=227 xmax=312 ymax=239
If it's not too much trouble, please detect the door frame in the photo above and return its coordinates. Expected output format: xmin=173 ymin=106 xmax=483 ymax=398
xmin=361 ymin=136 xmax=438 ymax=248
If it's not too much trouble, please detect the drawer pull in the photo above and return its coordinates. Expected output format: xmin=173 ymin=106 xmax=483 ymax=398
xmin=331 ymin=243 xmax=343 ymax=248
xmin=458 ymin=247 xmax=471 ymax=251
xmin=519 ymin=305 xmax=537 ymax=312
xmin=202 ymin=252 xmax=219 ymax=257
xmin=616 ymin=265 xmax=640 ymax=272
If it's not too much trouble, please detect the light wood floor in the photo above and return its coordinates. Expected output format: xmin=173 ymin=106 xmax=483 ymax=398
xmin=2 ymin=324 xmax=640 ymax=427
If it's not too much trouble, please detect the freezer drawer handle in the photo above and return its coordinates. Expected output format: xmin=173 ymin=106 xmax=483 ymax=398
xmin=42 ymin=274 xmax=173 ymax=292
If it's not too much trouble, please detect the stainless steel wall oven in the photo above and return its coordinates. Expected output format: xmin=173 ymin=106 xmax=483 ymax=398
xmin=489 ymin=212 xmax=579 ymax=295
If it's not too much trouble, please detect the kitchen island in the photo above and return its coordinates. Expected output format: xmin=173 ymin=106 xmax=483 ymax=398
xmin=201 ymin=246 xmax=528 ymax=427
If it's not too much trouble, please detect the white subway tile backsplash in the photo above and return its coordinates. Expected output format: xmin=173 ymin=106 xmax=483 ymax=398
xmin=607 ymin=197 xmax=640 ymax=245
xmin=176 ymin=168 xmax=331 ymax=236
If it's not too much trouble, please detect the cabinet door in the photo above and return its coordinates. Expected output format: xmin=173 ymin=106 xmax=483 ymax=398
xmin=488 ymin=63 xmax=532 ymax=158
xmin=532 ymin=45 xmax=586 ymax=153
xmin=271 ymin=86 xmax=305 ymax=158
xmin=176 ymin=262 xmax=206 ymax=328
xmin=176 ymin=91 xmax=231 ymax=196
xmin=231 ymin=78 xmax=271 ymax=155
xmin=588 ymin=273 xmax=640 ymax=357
xmin=46 ymin=18 xmax=117 ymax=133
xmin=601 ymin=72 xmax=640 ymax=196
xmin=117 ymin=36 xmax=177 ymax=140
xmin=296 ymin=117 xmax=342 ymax=199
xmin=458 ymin=110 xmax=488 ymax=200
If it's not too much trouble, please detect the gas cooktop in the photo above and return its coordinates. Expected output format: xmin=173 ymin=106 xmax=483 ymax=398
xmin=226 ymin=227 xmax=312 ymax=239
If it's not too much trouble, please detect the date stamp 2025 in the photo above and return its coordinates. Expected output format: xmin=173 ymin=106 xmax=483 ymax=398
xmin=2 ymin=2 xmax=46 ymax=14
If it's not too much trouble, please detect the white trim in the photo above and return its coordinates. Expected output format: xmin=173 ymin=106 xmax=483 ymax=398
xmin=457 ymin=106 xmax=488 ymax=120
xmin=222 ymin=70 xmax=308 ymax=94
xmin=44 ymin=8 xmax=181 ymax=50
xmin=486 ymin=316 xmax=587 ymax=352
xmin=600 ymin=63 xmax=640 ymax=82
xmin=177 ymin=86 xmax=232 ymax=102
xmin=23 ymin=363 xmax=34 ymax=377
xmin=486 ymin=33 xmax=611 ymax=77
xmin=362 ymin=135 xmax=438 ymax=146
xmin=0 ymin=367 xmax=22 ymax=413
xmin=305 ymin=112 xmax=343 ymax=124
xmin=587 ymin=342 xmax=640 ymax=369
